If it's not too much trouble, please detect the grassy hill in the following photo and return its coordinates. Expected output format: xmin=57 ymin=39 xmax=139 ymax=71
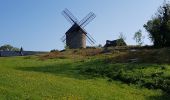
xmin=0 ymin=47 xmax=170 ymax=100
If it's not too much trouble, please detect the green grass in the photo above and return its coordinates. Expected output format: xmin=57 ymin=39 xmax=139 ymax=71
xmin=0 ymin=48 xmax=170 ymax=100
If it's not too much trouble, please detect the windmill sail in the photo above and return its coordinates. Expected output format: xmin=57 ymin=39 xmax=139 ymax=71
xmin=61 ymin=9 xmax=96 ymax=48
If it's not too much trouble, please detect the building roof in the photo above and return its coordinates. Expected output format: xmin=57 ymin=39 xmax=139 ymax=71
xmin=104 ymin=39 xmax=127 ymax=47
xmin=66 ymin=23 xmax=87 ymax=35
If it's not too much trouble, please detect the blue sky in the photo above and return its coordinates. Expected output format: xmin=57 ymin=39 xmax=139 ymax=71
xmin=0 ymin=0 xmax=166 ymax=51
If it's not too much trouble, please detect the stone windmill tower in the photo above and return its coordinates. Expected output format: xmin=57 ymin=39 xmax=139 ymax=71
xmin=61 ymin=9 xmax=96 ymax=49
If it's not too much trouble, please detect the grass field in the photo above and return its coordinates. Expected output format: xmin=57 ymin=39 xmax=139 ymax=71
xmin=0 ymin=48 xmax=170 ymax=100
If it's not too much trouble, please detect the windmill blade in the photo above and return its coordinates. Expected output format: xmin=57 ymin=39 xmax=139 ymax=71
xmin=61 ymin=9 xmax=79 ymax=25
xmin=86 ymin=31 xmax=96 ymax=43
xmin=62 ymin=11 xmax=75 ymax=25
xmin=79 ymin=12 xmax=96 ymax=28
xmin=82 ymin=29 xmax=95 ymax=44
xmin=61 ymin=38 xmax=66 ymax=43
xmin=62 ymin=38 xmax=66 ymax=42
xmin=84 ymin=33 xmax=95 ymax=45
xmin=81 ymin=27 xmax=96 ymax=43
xmin=61 ymin=35 xmax=65 ymax=40
xmin=87 ymin=37 xmax=94 ymax=45
xmin=64 ymin=9 xmax=79 ymax=23
xmin=79 ymin=12 xmax=93 ymax=24
xmin=61 ymin=35 xmax=66 ymax=42
xmin=64 ymin=29 xmax=95 ymax=45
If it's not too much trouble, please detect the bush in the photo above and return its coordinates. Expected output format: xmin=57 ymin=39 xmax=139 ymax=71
xmin=144 ymin=1 xmax=170 ymax=47
xmin=0 ymin=44 xmax=20 ymax=51
xmin=50 ymin=49 xmax=59 ymax=52
xmin=80 ymin=61 xmax=170 ymax=93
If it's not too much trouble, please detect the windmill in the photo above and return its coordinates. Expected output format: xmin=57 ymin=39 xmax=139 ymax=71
xmin=61 ymin=8 xmax=96 ymax=49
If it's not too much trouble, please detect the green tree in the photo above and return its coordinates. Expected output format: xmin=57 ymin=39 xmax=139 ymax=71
xmin=118 ymin=32 xmax=126 ymax=41
xmin=64 ymin=45 xmax=69 ymax=50
xmin=97 ymin=44 xmax=102 ymax=48
xmin=117 ymin=32 xmax=127 ymax=46
xmin=133 ymin=30 xmax=144 ymax=46
xmin=144 ymin=1 xmax=170 ymax=47
xmin=0 ymin=44 xmax=20 ymax=51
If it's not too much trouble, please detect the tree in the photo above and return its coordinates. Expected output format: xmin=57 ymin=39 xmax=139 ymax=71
xmin=144 ymin=1 xmax=170 ymax=47
xmin=118 ymin=32 xmax=126 ymax=41
xmin=64 ymin=45 xmax=69 ymax=50
xmin=117 ymin=32 xmax=126 ymax=46
xmin=133 ymin=29 xmax=144 ymax=46
xmin=0 ymin=44 xmax=20 ymax=51
xmin=98 ymin=44 xmax=102 ymax=47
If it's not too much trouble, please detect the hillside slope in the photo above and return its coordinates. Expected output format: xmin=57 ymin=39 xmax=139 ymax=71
xmin=0 ymin=47 xmax=170 ymax=99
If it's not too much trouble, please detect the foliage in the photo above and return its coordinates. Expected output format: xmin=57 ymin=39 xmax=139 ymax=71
xmin=144 ymin=1 xmax=170 ymax=47
xmin=79 ymin=48 xmax=170 ymax=94
xmin=41 ymin=48 xmax=102 ymax=60
xmin=1 ymin=48 xmax=170 ymax=99
xmin=133 ymin=29 xmax=144 ymax=46
xmin=117 ymin=33 xmax=127 ymax=46
xmin=64 ymin=45 xmax=69 ymax=50
xmin=0 ymin=56 xmax=166 ymax=100
xmin=118 ymin=32 xmax=126 ymax=41
xmin=50 ymin=49 xmax=59 ymax=52
xmin=81 ymin=61 xmax=170 ymax=93
xmin=116 ymin=39 xmax=127 ymax=46
xmin=0 ymin=44 xmax=20 ymax=51
xmin=97 ymin=44 xmax=102 ymax=48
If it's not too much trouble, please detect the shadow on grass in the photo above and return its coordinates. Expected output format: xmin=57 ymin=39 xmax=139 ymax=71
xmin=16 ymin=62 xmax=92 ymax=80
xmin=78 ymin=59 xmax=170 ymax=100
xmin=16 ymin=58 xmax=170 ymax=100
xmin=146 ymin=93 xmax=170 ymax=100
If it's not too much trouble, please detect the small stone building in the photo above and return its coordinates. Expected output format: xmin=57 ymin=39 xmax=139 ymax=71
xmin=104 ymin=39 xmax=127 ymax=47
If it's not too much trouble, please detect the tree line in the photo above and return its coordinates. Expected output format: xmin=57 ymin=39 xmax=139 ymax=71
xmin=122 ymin=1 xmax=170 ymax=47
xmin=0 ymin=44 xmax=20 ymax=51
xmin=144 ymin=1 xmax=170 ymax=47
